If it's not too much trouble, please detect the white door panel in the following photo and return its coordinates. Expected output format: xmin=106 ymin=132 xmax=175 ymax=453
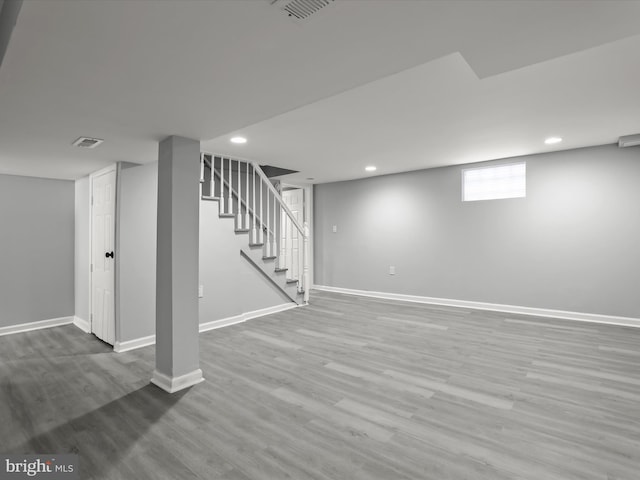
xmin=281 ymin=188 xmax=304 ymax=281
xmin=91 ymin=169 xmax=116 ymax=345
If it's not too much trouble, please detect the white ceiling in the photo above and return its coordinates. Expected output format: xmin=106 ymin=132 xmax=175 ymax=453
xmin=1 ymin=0 xmax=639 ymax=182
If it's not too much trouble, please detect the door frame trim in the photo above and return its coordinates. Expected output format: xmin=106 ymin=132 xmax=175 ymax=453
xmin=89 ymin=163 xmax=118 ymax=347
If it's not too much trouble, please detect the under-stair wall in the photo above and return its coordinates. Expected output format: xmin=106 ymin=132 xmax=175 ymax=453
xmin=77 ymin=161 xmax=296 ymax=349
xmin=199 ymin=199 xmax=295 ymax=324
xmin=201 ymin=154 xmax=310 ymax=305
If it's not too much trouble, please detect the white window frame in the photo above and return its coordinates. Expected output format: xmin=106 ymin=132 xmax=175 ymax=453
xmin=461 ymin=161 xmax=526 ymax=202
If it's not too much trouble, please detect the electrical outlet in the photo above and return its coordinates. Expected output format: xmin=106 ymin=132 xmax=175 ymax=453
xmin=332 ymin=225 xmax=338 ymax=233
xmin=389 ymin=266 xmax=395 ymax=275
xmin=198 ymin=285 xmax=204 ymax=298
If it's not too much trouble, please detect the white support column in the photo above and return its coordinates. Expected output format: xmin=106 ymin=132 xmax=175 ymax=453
xmin=152 ymin=135 xmax=203 ymax=393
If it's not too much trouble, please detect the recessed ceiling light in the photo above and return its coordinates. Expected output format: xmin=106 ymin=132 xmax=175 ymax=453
xmin=544 ymin=137 xmax=563 ymax=145
xmin=365 ymin=166 xmax=377 ymax=172
xmin=230 ymin=136 xmax=247 ymax=144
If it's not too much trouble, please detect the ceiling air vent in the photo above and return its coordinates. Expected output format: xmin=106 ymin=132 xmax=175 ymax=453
xmin=269 ymin=0 xmax=335 ymax=21
xmin=72 ymin=137 xmax=104 ymax=149
xmin=618 ymin=134 xmax=640 ymax=148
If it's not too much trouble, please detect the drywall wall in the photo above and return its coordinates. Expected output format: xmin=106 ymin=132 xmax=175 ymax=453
xmin=114 ymin=162 xmax=292 ymax=344
xmin=74 ymin=176 xmax=90 ymax=323
xmin=0 ymin=174 xmax=74 ymax=326
xmin=118 ymin=162 xmax=158 ymax=342
xmin=199 ymin=199 xmax=292 ymax=322
xmin=314 ymin=144 xmax=640 ymax=318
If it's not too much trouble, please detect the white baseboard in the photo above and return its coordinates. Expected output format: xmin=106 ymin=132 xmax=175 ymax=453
xmin=151 ymin=368 xmax=204 ymax=393
xmin=0 ymin=316 xmax=74 ymax=337
xmin=199 ymin=313 xmax=246 ymax=333
xmin=114 ymin=334 xmax=156 ymax=353
xmin=114 ymin=303 xmax=298 ymax=353
xmin=73 ymin=316 xmax=91 ymax=333
xmin=199 ymin=303 xmax=298 ymax=333
xmin=313 ymin=285 xmax=640 ymax=328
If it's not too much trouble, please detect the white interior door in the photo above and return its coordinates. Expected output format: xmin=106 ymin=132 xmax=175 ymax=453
xmin=281 ymin=188 xmax=304 ymax=281
xmin=91 ymin=168 xmax=116 ymax=345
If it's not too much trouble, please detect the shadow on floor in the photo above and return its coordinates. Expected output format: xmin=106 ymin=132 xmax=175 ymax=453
xmin=11 ymin=384 xmax=190 ymax=479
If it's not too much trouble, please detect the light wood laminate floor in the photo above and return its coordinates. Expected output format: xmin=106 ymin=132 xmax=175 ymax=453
xmin=1 ymin=290 xmax=640 ymax=479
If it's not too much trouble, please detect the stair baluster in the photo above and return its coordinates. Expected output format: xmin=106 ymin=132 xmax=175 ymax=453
xmin=220 ymin=156 xmax=225 ymax=212
xmin=244 ymin=161 xmax=250 ymax=231
xmin=200 ymin=153 xmax=308 ymax=305
xmin=273 ymin=188 xmax=278 ymax=266
xmin=251 ymin=165 xmax=257 ymax=244
xmin=303 ymin=222 xmax=310 ymax=300
xmin=265 ymin=188 xmax=271 ymax=257
xmin=209 ymin=156 xmax=215 ymax=198
xmin=226 ymin=157 xmax=233 ymax=215
xmin=258 ymin=176 xmax=264 ymax=244
xmin=236 ymin=159 xmax=243 ymax=228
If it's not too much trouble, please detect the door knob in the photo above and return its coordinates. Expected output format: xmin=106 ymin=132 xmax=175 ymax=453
xmin=105 ymin=251 xmax=114 ymax=258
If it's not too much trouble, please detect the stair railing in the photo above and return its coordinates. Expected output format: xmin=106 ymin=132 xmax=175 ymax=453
xmin=200 ymin=153 xmax=310 ymax=303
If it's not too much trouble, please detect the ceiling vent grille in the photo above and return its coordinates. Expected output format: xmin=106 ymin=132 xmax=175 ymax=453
xmin=618 ymin=133 xmax=640 ymax=148
xmin=270 ymin=0 xmax=335 ymax=21
xmin=72 ymin=137 xmax=104 ymax=149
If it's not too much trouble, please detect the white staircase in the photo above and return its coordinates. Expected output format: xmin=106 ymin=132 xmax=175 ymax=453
xmin=200 ymin=153 xmax=309 ymax=305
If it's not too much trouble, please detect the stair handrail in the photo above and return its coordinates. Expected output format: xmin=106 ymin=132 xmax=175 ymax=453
xmin=202 ymin=151 xmax=305 ymax=236
xmin=205 ymin=156 xmax=277 ymax=238
xmin=201 ymin=151 xmax=309 ymax=303
xmin=249 ymin=161 xmax=305 ymax=237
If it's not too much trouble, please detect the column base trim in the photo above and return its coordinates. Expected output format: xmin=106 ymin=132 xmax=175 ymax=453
xmin=151 ymin=368 xmax=204 ymax=393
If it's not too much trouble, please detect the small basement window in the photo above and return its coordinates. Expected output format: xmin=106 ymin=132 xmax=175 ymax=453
xmin=462 ymin=162 xmax=526 ymax=202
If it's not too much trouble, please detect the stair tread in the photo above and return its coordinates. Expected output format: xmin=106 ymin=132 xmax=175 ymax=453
xmin=248 ymin=242 xmax=264 ymax=247
xmin=274 ymin=268 xmax=288 ymax=273
xmin=262 ymin=256 xmax=276 ymax=260
xmin=219 ymin=213 xmax=235 ymax=218
xmin=286 ymin=279 xmax=298 ymax=284
xmin=201 ymin=195 xmax=220 ymax=201
xmin=235 ymin=229 xmax=250 ymax=233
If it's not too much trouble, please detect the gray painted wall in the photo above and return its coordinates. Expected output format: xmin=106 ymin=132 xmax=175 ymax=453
xmin=74 ymin=176 xmax=90 ymax=323
xmin=0 ymin=174 xmax=74 ymax=326
xmin=118 ymin=162 xmax=157 ymax=342
xmin=199 ymin=199 xmax=292 ymax=322
xmin=113 ymin=162 xmax=291 ymax=343
xmin=314 ymin=144 xmax=640 ymax=318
